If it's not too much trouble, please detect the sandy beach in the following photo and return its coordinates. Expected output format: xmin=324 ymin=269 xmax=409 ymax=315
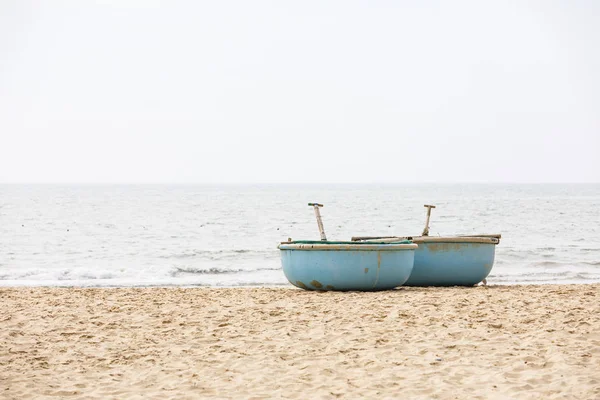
xmin=1 ymin=284 xmax=599 ymax=399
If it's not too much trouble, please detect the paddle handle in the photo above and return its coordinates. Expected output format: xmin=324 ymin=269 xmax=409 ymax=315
xmin=422 ymin=204 xmax=436 ymax=236
xmin=308 ymin=203 xmax=327 ymax=241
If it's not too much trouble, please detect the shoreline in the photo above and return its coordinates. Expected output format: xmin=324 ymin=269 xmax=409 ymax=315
xmin=2 ymin=284 xmax=599 ymax=399
xmin=1 ymin=280 xmax=600 ymax=289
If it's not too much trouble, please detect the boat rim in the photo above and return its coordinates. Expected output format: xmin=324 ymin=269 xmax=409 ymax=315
xmin=351 ymin=236 xmax=499 ymax=245
xmin=278 ymin=243 xmax=419 ymax=251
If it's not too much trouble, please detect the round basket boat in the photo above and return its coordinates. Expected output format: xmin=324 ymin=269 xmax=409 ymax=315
xmin=405 ymin=236 xmax=499 ymax=286
xmin=351 ymin=236 xmax=500 ymax=286
xmin=277 ymin=240 xmax=418 ymax=291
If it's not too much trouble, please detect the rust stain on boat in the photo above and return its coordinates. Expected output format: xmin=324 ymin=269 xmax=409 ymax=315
xmin=428 ymin=243 xmax=469 ymax=252
xmin=310 ymin=280 xmax=323 ymax=289
xmin=371 ymin=252 xmax=382 ymax=289
xmin=295 ymin=281 xmax=308 ymax=289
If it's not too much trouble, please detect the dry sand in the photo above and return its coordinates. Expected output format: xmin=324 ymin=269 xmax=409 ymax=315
xmin=1 ymin=284 xmax=599 ymax=399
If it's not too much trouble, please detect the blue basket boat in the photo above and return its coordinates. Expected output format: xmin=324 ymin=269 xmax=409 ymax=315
xmin=406 ymin=235 xmax=499 ymax=286
xmin=278 ymin=240 xmax=418 ymax=291
xmin=279 ymin=203 xmax=418 ymax=291
xmin=351 ymin=205 xmax=501 ymax=287
xmin=352 ymin=236 xmax=499 ymax=286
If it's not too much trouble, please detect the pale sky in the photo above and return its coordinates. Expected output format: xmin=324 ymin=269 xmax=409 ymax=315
xmin=1 ymin=1 xmax=598 ymax=184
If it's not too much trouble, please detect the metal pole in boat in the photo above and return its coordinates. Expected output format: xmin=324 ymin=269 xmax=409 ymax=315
xmin=422 ymin=204 xmax=436 ymax=236
xmin=308 ymin=203 xmax=327 ymax=241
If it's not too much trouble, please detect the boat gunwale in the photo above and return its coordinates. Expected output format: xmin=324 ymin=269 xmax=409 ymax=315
xmin=352 ymin=236 xmax=499 ymax=245
xmin=278 ymin=243 xmax=418 ymax=251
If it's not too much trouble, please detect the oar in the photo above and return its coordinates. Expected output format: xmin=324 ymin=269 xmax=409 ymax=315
xmin=422 ymin=204 xmax=436 ymax=236
xmin=308 ymin=203 xmax=327 ymax=241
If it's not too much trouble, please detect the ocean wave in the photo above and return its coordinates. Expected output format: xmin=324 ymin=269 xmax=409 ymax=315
xmin=497 ymin=248 xmax=537 ymax=257
xmin=0 ymin=266 xmax=288 ymax=288
xmin=160 ymin=249 xmax=276 ymax=260
xmin=493 ymin=270 xmax=581 ymax=278
xmin=581 ymin=261 xmax=600 ymax=266
xmin=170 ymin=265 xmax=280 ymax=276
xmin=0 ymin=267 xmax=120 ymax=281
xmin=489 ymin=270 xmax=600 ymax=283
xmin=531 ymin=261 xmax=564 ymax=267
xmin=528 ymin=260 xmax=600 ymax=268
xmin=0 ymin=262 xmax=282 ymax=283
xmin=0 ymin=269 xmax=47 ymax=280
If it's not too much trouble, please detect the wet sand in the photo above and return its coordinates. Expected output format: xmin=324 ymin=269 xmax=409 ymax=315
xmin=1 ymin=284 xmax=599 ymax=399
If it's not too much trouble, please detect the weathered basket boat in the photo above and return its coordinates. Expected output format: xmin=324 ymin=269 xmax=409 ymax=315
xmin=278 ymin=240 xmax=418 ymax=291
xmin=278 ymin=203 xmax=417 ymax=291
xmin=351 ymin=205 xmax=501 ymax=287
xmin=351 ymin=235 xmax=499 ymax=286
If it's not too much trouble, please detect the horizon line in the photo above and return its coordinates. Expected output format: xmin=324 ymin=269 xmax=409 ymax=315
xmin=1 ymin=181 xmax=599 ymax=186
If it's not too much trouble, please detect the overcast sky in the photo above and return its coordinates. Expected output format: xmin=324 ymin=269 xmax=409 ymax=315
xmin=1 ymin=1 xmax=598 ymax=184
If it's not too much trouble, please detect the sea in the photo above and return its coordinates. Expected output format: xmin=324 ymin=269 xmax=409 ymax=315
xmin=1 ymin=184 xmax=599 ymax=288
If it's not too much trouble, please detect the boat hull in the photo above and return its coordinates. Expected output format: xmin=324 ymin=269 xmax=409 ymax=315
xmin=278 ymin=242 xmax=417 ymax=291
xmin=405 ymin=239 xmax=496 ymax=286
